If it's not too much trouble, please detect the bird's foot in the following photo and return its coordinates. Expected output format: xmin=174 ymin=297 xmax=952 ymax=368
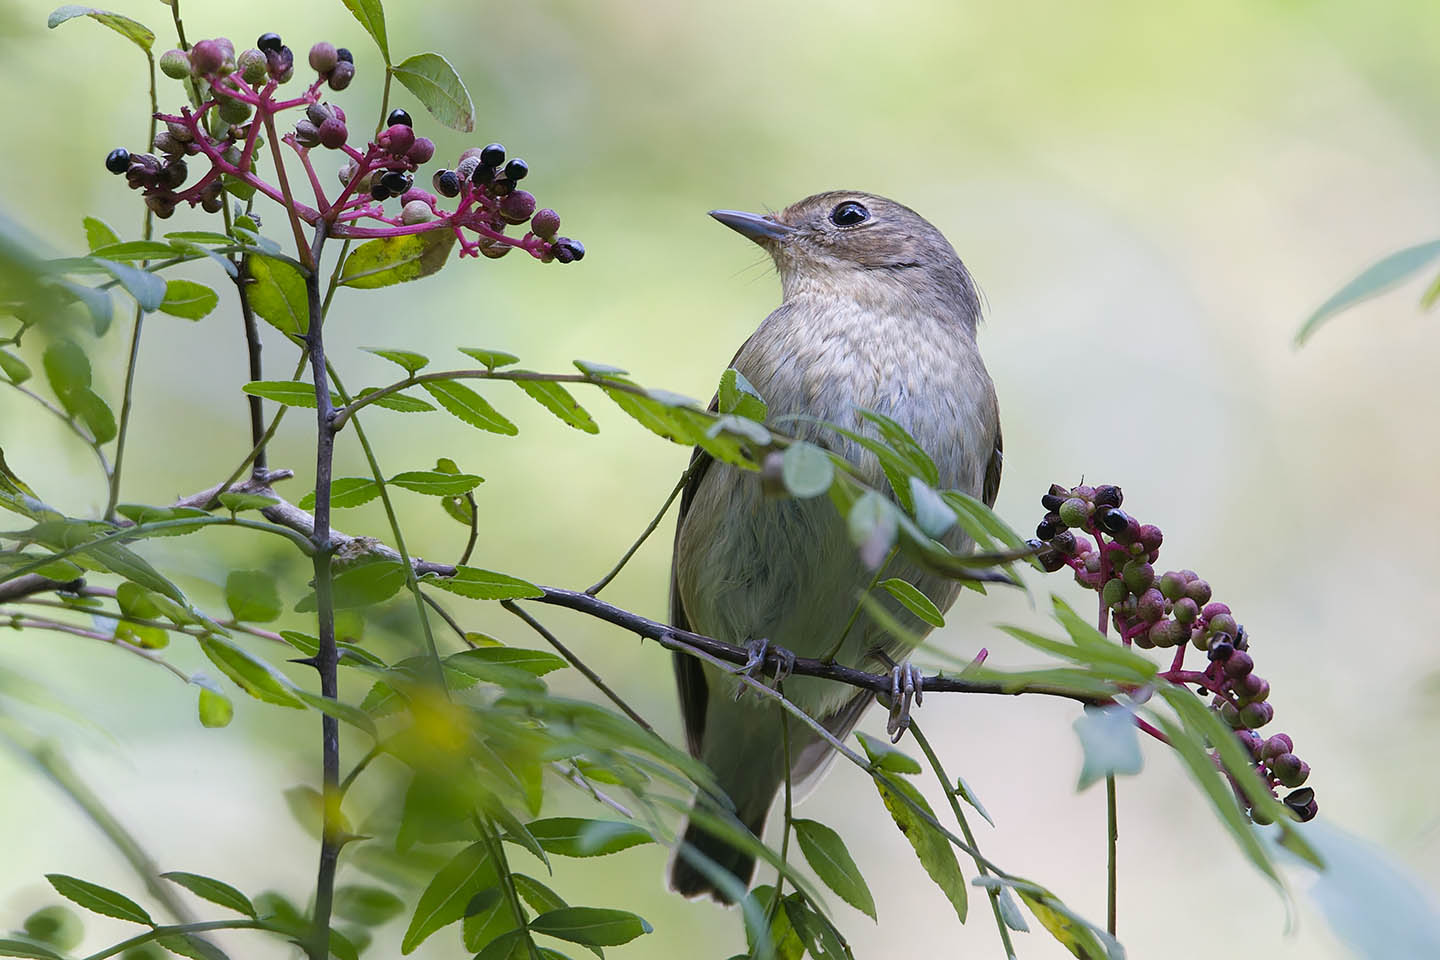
xmin=886 ymin=661 xmax=926 ymax=742
xmin=730 ymin=637 xmax=795 ymax=700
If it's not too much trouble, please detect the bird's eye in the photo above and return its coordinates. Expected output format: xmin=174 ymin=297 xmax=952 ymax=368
xmin=829 ymin=201 xmax=869 ymax=227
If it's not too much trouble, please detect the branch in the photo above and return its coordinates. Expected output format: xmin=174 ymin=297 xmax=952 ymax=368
xmin=0 ymin=573 xmax=83 ymax=603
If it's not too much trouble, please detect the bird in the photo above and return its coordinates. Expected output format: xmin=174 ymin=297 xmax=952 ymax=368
xmin=667 ymin=191 xmax=1002 ymax=902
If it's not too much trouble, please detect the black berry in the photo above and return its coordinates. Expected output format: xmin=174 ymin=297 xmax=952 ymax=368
xmin=553 ymin=237 xmax=584 ymax=263
xmin=336 ymin=47 xmax=353 ymax=64
xmin=433 ymin=169 xmax=461 ymax=198
xmin=503 ymin=158 xmax=528 ymax=181
xmin=105 ymin=148 xmax=131 ymax=174
xmin=472 ymin=164 xmax=496 ymax=186
xmin=386 ymin=108 xmax=412 ymax=128
xmin=257 ymin=32 xmax=283 ymax=54
xmin=380 ymin=170 xmax=410 ymax=195
xmin=480 ymin=143 xmax=505 ymax=167
xmin=370 ymin=182 xmax=390 ymax=201
xmin=1100 ymin=508 xmax=1130 ymax=535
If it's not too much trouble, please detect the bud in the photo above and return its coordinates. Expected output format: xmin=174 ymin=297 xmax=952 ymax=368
xmin=309 ymin=42 xmax=338 ymax=74
xmin=160 ymin=48 xmax=191 ymax=79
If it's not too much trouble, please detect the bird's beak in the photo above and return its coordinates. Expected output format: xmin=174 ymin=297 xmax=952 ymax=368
xmin=709 ymin=209 xmax=795 ymax=244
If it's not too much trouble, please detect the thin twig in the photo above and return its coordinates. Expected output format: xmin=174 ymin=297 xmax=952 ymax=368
xmin=586 ymin=463 xmax=694 ymax=596
xmin=1107 ymin=773 xmax=1118 ymax=935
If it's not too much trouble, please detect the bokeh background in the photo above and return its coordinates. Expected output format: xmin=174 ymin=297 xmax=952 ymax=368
xmin=2 ymin=0 xmax=1439 ymax=957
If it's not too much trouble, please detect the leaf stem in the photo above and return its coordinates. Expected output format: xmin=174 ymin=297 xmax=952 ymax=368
xmin=1107 ymin=773 xmax=1118 ymax=936
xmin=586 ymin=461 xmax=694 ymax=596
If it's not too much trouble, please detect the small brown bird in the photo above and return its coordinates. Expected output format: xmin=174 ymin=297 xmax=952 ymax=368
xmin=668 ymin=191 xmax=1001 ymax=901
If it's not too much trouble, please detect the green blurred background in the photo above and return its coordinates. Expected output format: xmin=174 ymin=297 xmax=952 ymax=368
xmin=2 ymin=0 xmax=1439 ymax=956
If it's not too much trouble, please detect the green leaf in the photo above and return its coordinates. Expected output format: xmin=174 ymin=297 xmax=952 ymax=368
xmin=56 ymin=279 xmax=113 ymax=335
xmin=243 ymin=380 xmax=321 ymax=407
xmin=515 ymin=378 xmax=600 ymax=434
xmin=856 ymin=407 xmax=939 ymax=485
xmin=422 ymin=565 xmax=542 ymax=600
xmin=402 ymin=842 xmax=495 ymax=953
xmin=389 ymin=470 xmax=484 ymax=496
xmin=42 ymin=339 xmax=90 ymax=400
xmin=45 ymin=874 xmax=152 ymax=925
xmin=459 ymin=348 xmax=520 ymax=370
xmin=1010 ymin=883 xmax=1116 ymax=960
xmin=781 ymin=442 xmax=833 ymax=498
xmin=525 ymin=818 xmax=653 ymax=857
xmin=92 ymin=258 xmax=166 ymax=311
xmin=391 ymin=52 xmax=475 ymax=132
xmin=299 ymin=477 xmax=381 ymax=510
xmin=335 ymin=885 xmax=406 ymax=927
xmin=421 ymin=380 xmax=517 ymax=434
xmin=869 ymin=773 xmax=968 ymax=923
xmin=855 ymin=731 xmax=923 ymax=775
xmin=793 ymin=819 xmax=876 ymax=920
xmin=1297 ymin=238 xmax=1440 ymax=345
xmin=718 ymin=368 xmax=767 ymax=421
xmin=47 ymin=5 xmax=154 ymax=50
xmin=364 ymin=347 xmax=429 ymax=373
xmin=511 ymin=875 xmax=598 ymax=958
xmin=0 ymin=350 xmax=30 ymax=385
xmin=295 ymin=690 xmax=378 ymax=736
xmin=1072 ymin=705 xmax=1143 ymax=790
xmin=358 ymin=388 xmax=434 ymax=412
xmin=952 ymin=774 xmax=994 ymax=828
xmin=0 ymin=940 xmax=64 ymax=959
xmin=847 ymin=491 xmax=898 ymax=569
xmin=246 ymin=255 xmax=308 ymax=335
xmin=340 ymin=231 xmax=455 ymax=288
xmin=160 ymin=872 xmax=256 ymax=918
xmin=198 ymin=636 xmax=304 ymax=708
xmin=295 ymin=560 xmax=406 ymax=611
xmin=339 ymin=0 xmax=389 ymax=63
xmin=82 ymin=216 xmax=119 ymax=251
xmin=529 ymin=908 xmax=652 ymax=947
xmin=197 ymin=688 xmax=233 ymax=728
xmin=225 ymin=569 xmax=281 ymax=623
xmin=879 ymin=578 xmax=945 ymax=628
xmin=215 ymin=492 xmax=279 ymax=512
xmin=908 ymin=478 xmax=956 ymax=539
xmin=70 ymin=388 xmax=116 ymax=443
xmin=88 ymin=240 xmax=178 ymax=261
xmin=158 ymin=279 xmax=218 ymax=320
xmin=448 ymin=647 xmax=567 ymax=678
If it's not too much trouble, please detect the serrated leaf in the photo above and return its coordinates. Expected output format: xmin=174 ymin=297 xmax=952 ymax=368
xmin=529 ymin=908 xmax=652 ymax=947
xmin=1297 ymin=238 xmax=1440 ymax=345
xmin=299 ymin=477 xmax=381 ymax=510
xmin=82 ymin=216 xmax=119 ymax=251
xmin=448 ymin=647 xmax=565 ymax=677
xmin=242 ymin=380 xmax=320 ymax=407
xmin=339 ymin=0 xmax=388 ymax=62
xmin=525 ymin=819 xmax=653 ymax=858
xmin=158 ymin=279 xmax=218 ymax=320
xmin=572 ymin=360 xmax=627 ymax=377
xmin=340 ymin=231 xmax=455 ymax=289
xmin=198 ymin=636 xmax=304 ymax=708
xmin=781 ymin=441 xmax=833 ymax=498
xmin=1072 ymin=705 xmax=1143 ymax=791
xmin=793 ymin=819 xmax=876 ymax=920
xmin=402 ymin=842 xmax=495 ymax=953
xmin=246 ymin=255 xmax=308 ymax=335
xmin=160 ymin=872 xmax=256 ymax=918
xmin=46 ymin=874 xmax=152 ymax=925
xmin=391 ymin=52 xmax=475 ymax=132
xmin=879 ymin=578 xmax=945 ymax=628
xmin=0 ymin=350 xmax=30 ymax=385
xmin=364 ymin=347 xmax=429 ymax=373
xmin=717 ymin=368 xmax=767 ymax=420
xmin=389 ymin=470 xmax=484 ymax=496
xmin=197 ymin=687 xmax=233 ymax=728
xmin=225 ymin=569 xmax=281 ymax=623
xmin=295 ymin=560 xmax=406 ymax=611
xmin=421 ymin=380 xmax=517 ymax=435
xmin=422 ymin=565 xmax=541 ymax=600
xmin=458 ymin=347 xmax=519 ymax=370
xmin=871 ymin=771 xmax=968 ymax=922
xmin=48 ymin=5 xmax=154 ymax=50
xmin=359 ymin=388 xmax=434 ymax=412
xmin=515 ymin=378 xmax=599 ymax=434
xmin=89 ymin=240 xmax=178 ymax=261
xmin=70 ymin=388 xmax=116 ymax=443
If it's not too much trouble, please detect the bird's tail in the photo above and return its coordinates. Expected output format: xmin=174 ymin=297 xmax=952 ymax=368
xmin=668 ymin=802 xmax=766 ymax=904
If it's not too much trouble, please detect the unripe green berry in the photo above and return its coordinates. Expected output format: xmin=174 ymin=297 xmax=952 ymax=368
xmin=1121 ymin=560 xmax=1154 ymax=594
xmin=238 ymin=48 xmax=268 ymax=84
xmin=1219 ymin=701 xmax=1243 ymax=729
xmin=1101 ymin=578 xmax=1127 ymax=607
xmin=160 ymin=49 xmax=191 ymax=79
xmin=1158 ymin=571 xmax=1186 ymax=601
xmin=1057 ymin=497 xmax=1089 ymax=528
xmin=1239 ymin=701 xmax=1273 ymax=728
xmin=1208 ymin=612 xmax=1238 ymax=637
xmin=219 ymin=97 xmax=252 ymax=124
xmin=1172 ymin=596 xmax=1199 ymax=625
xmin=1184 ymin=579 xmax=1212 ymax=606
xmin=1148 ymin=619 xmax=1187 ymax=648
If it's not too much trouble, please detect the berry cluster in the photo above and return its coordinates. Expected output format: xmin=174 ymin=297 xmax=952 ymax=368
xmin=1031 ymin=483 xmax=1317 ymax=824
xmin=103 ymin=32 xmax=581 ymax=263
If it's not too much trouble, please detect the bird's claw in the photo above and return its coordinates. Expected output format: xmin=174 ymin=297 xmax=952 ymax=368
xmin=886 ymin=661 xmax=925 ymax=741
xmin=730 ymin=637 xmax=795 ymax=700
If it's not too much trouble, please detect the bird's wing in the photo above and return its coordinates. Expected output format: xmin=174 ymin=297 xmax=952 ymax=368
xmin=983 ymin=422 xmax=1003 ymax=509
xmin=670 ymin=403 xmax=719 ymax=759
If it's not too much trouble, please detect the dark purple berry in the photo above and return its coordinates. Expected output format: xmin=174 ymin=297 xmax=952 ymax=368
xmin=504 ymin=158 xmax=528 ymax=181
xmin=1260 ymin=734 xmax=1293 ymax=759
xmin=1040 ymin=492 xmax=1065 ymax=511
xmin=472 ymin=163 xmax=496 ymax=185
xmin=1036 ymin=548 xmax=1065 ymax=573
xmin=105 ymin=148 xmax=131 ymax=174
xmin=380 ymin=170 xmax=410 ymax=195
xmin=480 ymin=143 xmax=505 ymax=167
xmin=407 ymin=137 xmax=435 ymax=164
xmin=1207 ymin=640 xmax=1234 ymax=662
xmin=386 ymin=108 xmax=412 ymax=128
xmin=553 ymin=237 xmax=584 ymax=263
xmin=433 ymin=169 xmax=461 ymax=197
xmin=1222 ymin=650 xmax=1254 ymax=679
xmin=1036 ymin=518 xmax=1059 ymax=541
xmin=336 ymin=47 xmax=353 ymax=64
xmin=328 ymin=61 xmax=355 ymax=91
xmin=1100 ymin=508 xmax=1130 ymax=536
xmin=491 ymin=177 xmax=515 ymax=196
xmin=1094 ymin=484 xmax=1122 ymax=508
xmin=257 ymin=32 xmax=283 ymax=54
xmin=530 ymin=208 xmax=560 ymax=240
xmin=499 ymin=189 xmax=536 ymax=224
xmin=1050 ymin=529 xmax=1078 ymax=555
xmin=370 ymin=182 xmax=390 ymax=201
